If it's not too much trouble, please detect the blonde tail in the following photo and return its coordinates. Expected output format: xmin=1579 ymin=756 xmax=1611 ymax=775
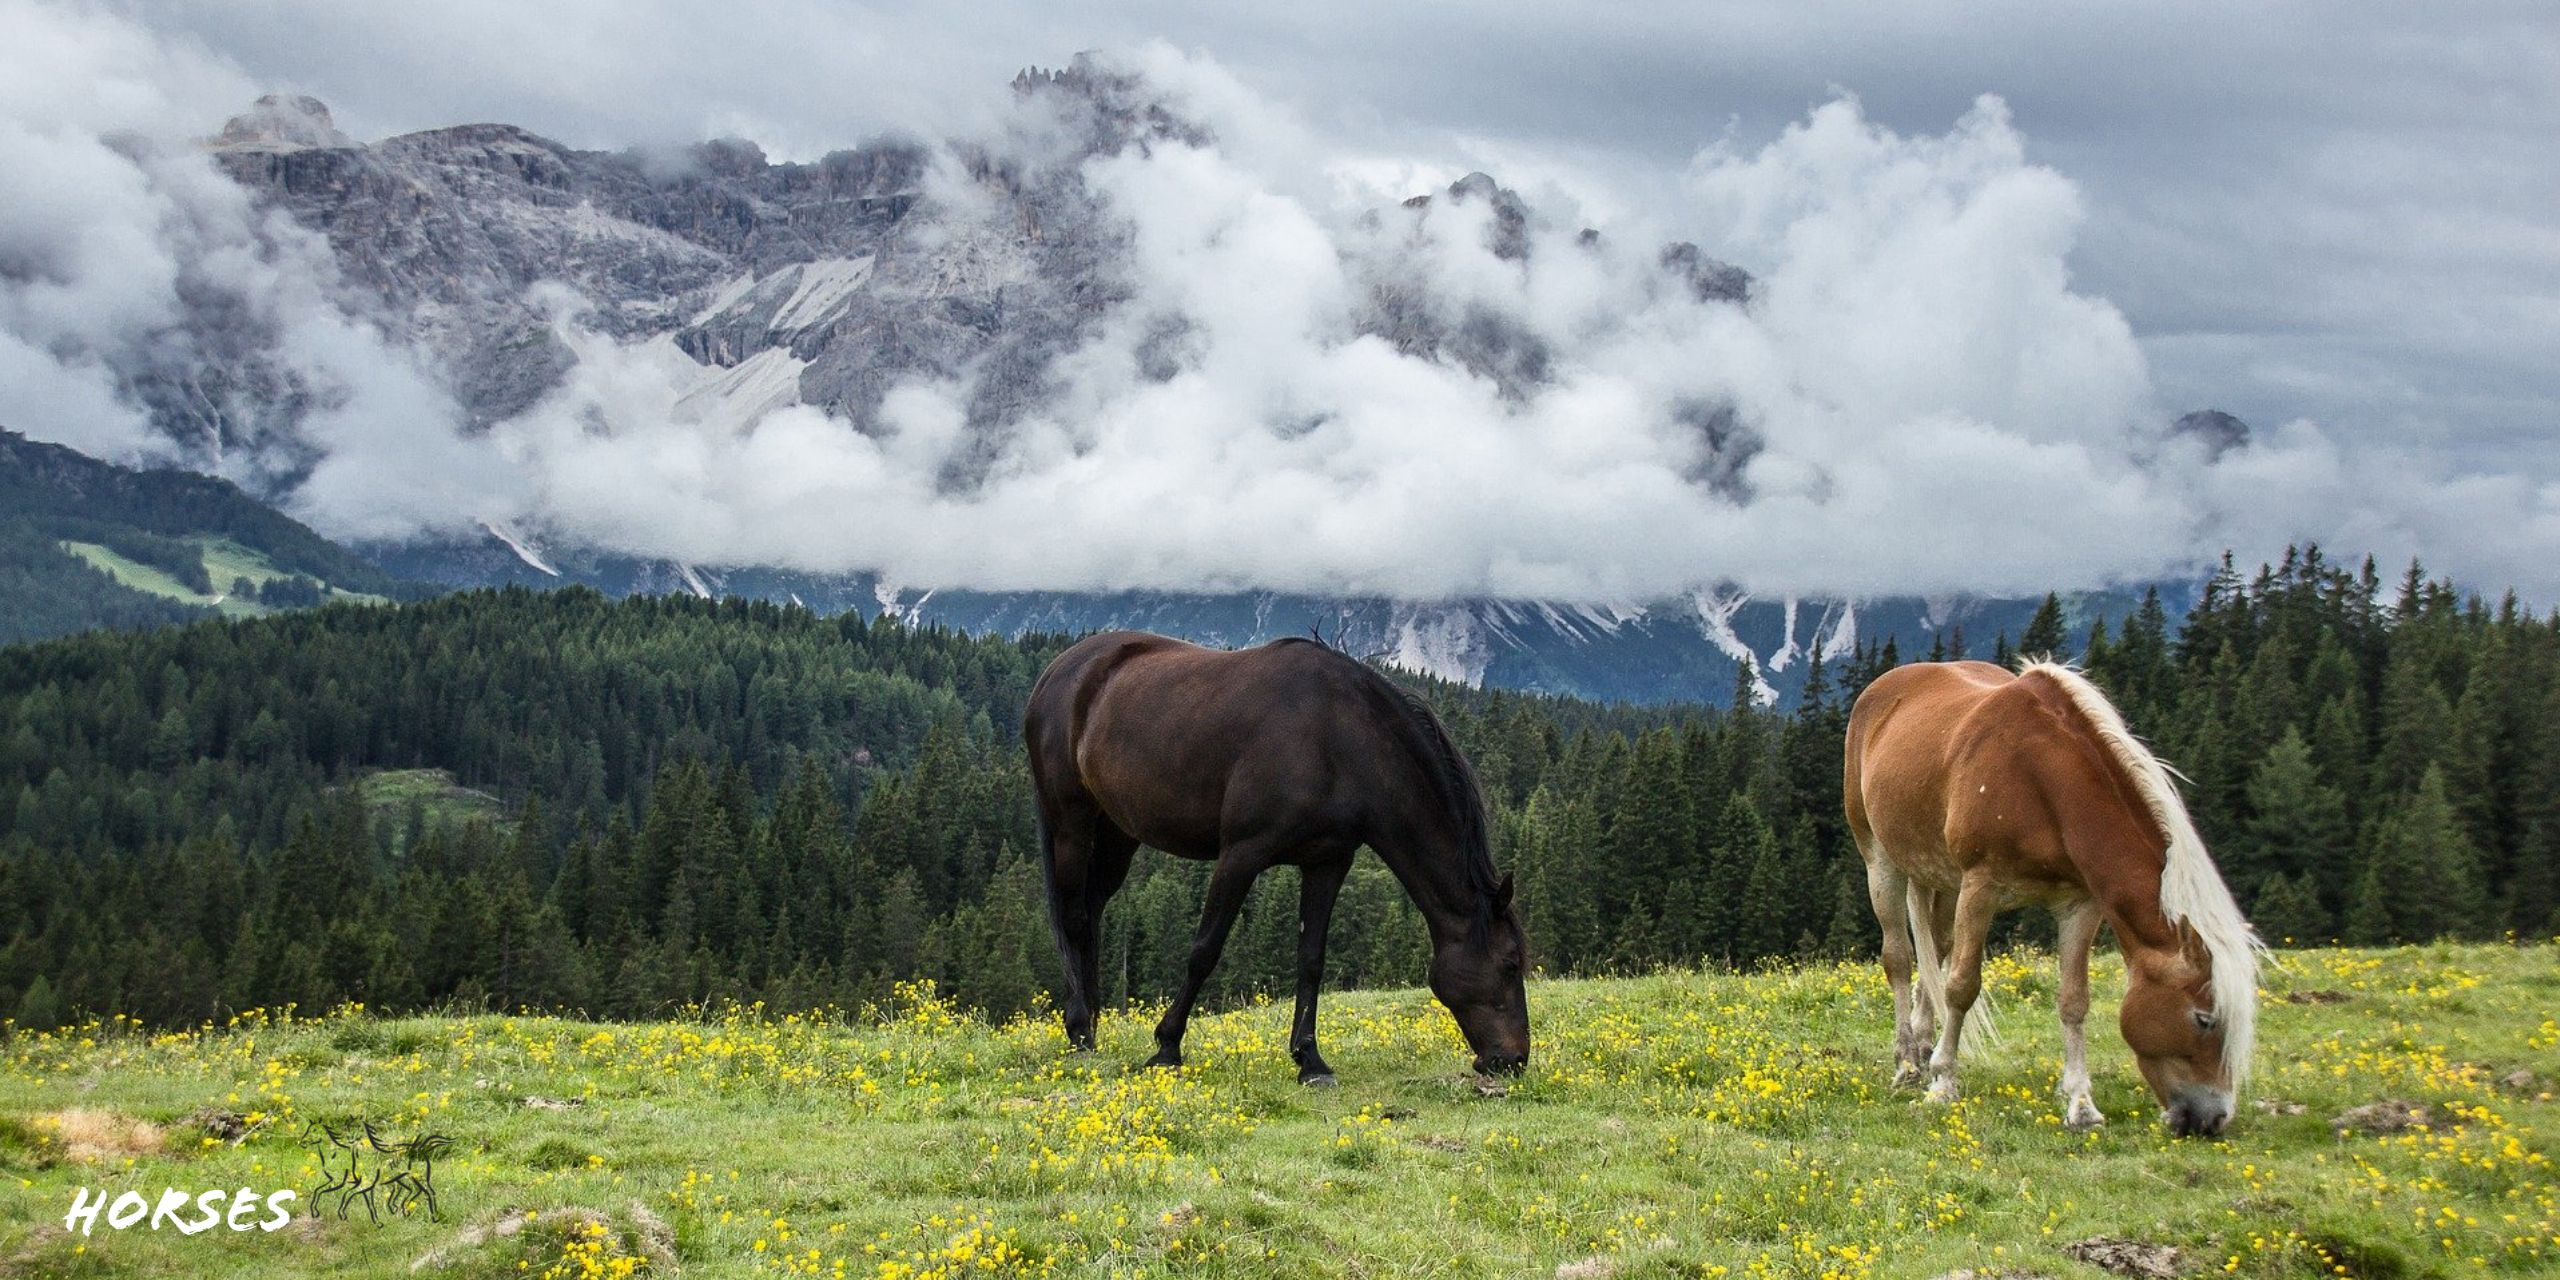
xmin=1907 ymin=884 xmax=1948 ymax=1029
xmin=1904 ymin=884 xmax=2002 ymax=1050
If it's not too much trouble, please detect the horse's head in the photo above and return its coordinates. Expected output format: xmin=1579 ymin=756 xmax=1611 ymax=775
xmin=1428 ymin=873 xmax=1530 ymax=1075
xmin=2120 ymin=936 xmax=2239 ymax=1137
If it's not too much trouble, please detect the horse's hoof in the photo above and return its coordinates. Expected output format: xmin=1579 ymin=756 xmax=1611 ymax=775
xmin=1299 ymin=1072 xmax=1338 ymax=1089
xmin=1924 ymin=1078 xmax=1959 ymax=1105
xmin=1141 ymin=1051 xmax=1183 ymax=1071
xmin=1891 ymin=1064 xmax=1925 ymax=1090
xmin=2064 ymin=1099 xmax=2106 ymax=1132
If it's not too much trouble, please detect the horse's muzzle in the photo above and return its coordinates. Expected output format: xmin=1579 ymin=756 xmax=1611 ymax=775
xmin=1474 ymin=1052 xmax=1527 ymax=1076
xmin=2164 ymin=1090 xmax=2232 ymax=1139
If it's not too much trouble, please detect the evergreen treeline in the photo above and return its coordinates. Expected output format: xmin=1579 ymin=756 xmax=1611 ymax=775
xmin=0 ymin=522 xmax=207 ymax=646
xmin=2 ymin=547 xmax=2554 ymax=1031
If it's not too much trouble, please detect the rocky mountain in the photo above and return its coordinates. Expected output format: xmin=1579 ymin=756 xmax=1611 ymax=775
xmin=177 ymin=65 xmax=1684 ymax=477
xmin=25 ymin=61 xmax=2217 ymax=703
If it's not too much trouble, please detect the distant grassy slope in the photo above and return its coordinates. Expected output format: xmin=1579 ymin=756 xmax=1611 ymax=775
xmin=60 ymin=537 xmax=390 ymax=620
xmin=2 ymin=944 xmax=2551 ymax=1279
xmin=60 ymin=542 xmax=223 ymax=607
xmin=350 ymin=768 xmax=511 ymax=851
xmin=0 ymin=428 xmax=426 ymax=644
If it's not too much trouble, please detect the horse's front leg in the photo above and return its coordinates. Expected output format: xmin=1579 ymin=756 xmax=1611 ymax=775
xmin=2055 ymin=900 xmax=2105 ymax=1130
xmin=1146 ymin=850 xmax=1268 ymax=1069
xmin=1926 ymin=872 xmax=2001 ymax=1104
xmin=1289 ymin=856 xmax=1352 ymax=1086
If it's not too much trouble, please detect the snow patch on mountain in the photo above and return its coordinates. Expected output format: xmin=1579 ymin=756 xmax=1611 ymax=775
xmin=481 ymin=520 xmax=561 ymax=576
xmin=1690 ymin=589 xmax=1778 ymax=706
xmin=1384 ymin=604 xmax=1495 ymax=687
xmin=691 ymin=273 xmax=759 ymax=325
xmin=674 ymin=347 xmax=808 ymax=431
xmin=1767 ymin=596 xmax=1804 ymax=673
xmin=771 ymin=255 xmax=876 ymax=331
xmin=873 ymin=581 xmax=937 ymax=622
xmin=1820 ymin=600 xmax=1859 ymax=662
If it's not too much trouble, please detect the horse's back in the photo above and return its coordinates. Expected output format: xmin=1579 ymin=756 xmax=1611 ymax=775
xmin=1026 ymin=633 xmax=1376 ymax=856
xmin=1846 ymin=661 xmax=2088 ymax=893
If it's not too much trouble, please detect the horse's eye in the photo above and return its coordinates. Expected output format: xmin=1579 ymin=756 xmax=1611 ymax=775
xmin=2192 ymin=1010 xmax=2219 ymax=1033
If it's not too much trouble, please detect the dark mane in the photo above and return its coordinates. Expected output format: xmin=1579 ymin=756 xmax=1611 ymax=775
xmin=1344 ymin=658 xmax=1502 ymax=921
xmin=1382 ymin=675 xmax=1495 ymax=906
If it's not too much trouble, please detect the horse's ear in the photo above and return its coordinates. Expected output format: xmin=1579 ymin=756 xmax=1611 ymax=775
xmin=1495 ymin=872 xmax=1515 ymax=909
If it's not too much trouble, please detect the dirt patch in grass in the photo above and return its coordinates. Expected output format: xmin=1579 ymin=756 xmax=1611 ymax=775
xmin=2331 ymin=1100 xmax=2430 ymax=1136
xmin=184 ymin=1105 xmax=254 ymax=1143
xmin=2062 ymin=1236 xmax=2182 ymax=1278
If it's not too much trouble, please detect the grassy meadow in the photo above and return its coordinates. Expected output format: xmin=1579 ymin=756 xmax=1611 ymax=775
xmin=0 ymin=943 xmax=2552 ymax=1280
xmin=57 ymin=536 xmax=386 ymax=617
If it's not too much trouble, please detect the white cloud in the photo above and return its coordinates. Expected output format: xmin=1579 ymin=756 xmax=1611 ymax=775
xmin=431 ymin=63 xmax=2200 ymax=599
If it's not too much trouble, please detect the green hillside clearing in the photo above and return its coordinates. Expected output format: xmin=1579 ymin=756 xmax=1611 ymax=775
xmin=59 ymin=537 xmax=385 ymax=619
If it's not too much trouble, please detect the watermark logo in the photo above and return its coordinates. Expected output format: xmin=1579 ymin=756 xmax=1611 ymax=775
xmin=303 ymin=1121 xmax=453 ymax=1223
xmin=54 ymin=1120 xmax=454 ymax=1236
xmin=62 ymin=1187 xmax=297 ymax=1236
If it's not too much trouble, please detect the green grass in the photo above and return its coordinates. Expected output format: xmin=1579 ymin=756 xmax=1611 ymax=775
xmin=349 ymin=770 xmax=510 ymax=848
xmin=57 ymin=542 xmax=257 ymax=617
xmin=2 ymin=944 xmax=2553 ymax=1279
xmin=195 ymin=538 xmax=387 ymax=608
xmin=59 ymin=538 xmax=385 ymax=620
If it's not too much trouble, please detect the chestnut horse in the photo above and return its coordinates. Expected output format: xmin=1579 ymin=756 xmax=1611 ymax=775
xmin=1845 ymin=660 xmax=2259 ymax=1136
xmin=1024 ymin=631 xmax=1529 ymax=1083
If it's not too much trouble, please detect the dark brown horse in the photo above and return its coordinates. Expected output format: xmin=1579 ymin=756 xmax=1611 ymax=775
xmin=1024 ymin=631 xmax=1529 ymax=1083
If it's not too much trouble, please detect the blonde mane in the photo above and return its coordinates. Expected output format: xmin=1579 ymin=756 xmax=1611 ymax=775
xmin=2018 ymin=660 xmax=2261 ymax=1093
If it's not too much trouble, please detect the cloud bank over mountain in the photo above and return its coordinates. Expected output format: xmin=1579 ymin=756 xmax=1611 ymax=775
xmin=4 ymin=1 xmax=2555 ymax=602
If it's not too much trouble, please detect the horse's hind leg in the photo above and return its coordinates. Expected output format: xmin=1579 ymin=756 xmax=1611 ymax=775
xmin=1864 ymin=856 xmax=1926 ymax=1089
xmin=2055 ymin=899 xmax=2105 ymax=1130
xmin=1924 ymin=871 xmax=2001 ymax=1104
xmin=1042 ymin=805 xmax=1134 ymax=1052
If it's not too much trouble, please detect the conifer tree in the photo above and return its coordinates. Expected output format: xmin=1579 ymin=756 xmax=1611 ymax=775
xmin=2020 ymin=593 xmax=2068 ymax=659
xmin=2247 ymin=872 xmax=2331 ymax=946
xmin=2239 ymin=727 xmax=2351 ymax=899
xmin=2354 ymin=767 xmax=2489 ymax=942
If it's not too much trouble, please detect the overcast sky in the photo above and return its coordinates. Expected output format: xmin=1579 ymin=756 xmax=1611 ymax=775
xmin=138 ymin=0 xmax=2560 ymax=478
xmin=11 ymin=1 xmax=2557 ymax=599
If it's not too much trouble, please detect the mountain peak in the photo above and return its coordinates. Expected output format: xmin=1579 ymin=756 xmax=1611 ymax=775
xmin=1011 ymin=53 xmax=1215 ymax=154
xmin=2172 ymin=409 xmax=2251 ymax=459
xmin=211 ymin=93 xmax=351 ymax=153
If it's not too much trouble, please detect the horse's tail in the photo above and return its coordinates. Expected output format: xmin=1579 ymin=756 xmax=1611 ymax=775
xmin=1906 ymin=885 xmax=1949 ymax=1029
xmin=2019 ymin=660 xmax=2259 ymax=1091
xmin=1904 ymin=883 xmax=2000 ymax=1047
